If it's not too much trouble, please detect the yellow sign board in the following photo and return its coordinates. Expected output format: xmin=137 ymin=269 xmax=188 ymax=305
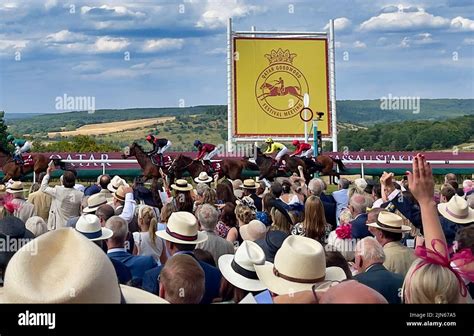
xmin=233 ymin=38 xmax=330 ymax=138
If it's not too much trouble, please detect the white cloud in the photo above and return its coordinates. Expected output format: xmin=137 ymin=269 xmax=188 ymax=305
xmin=94 ymin=37 xmax=129 ymax=52
xmin=196 ymin=0 xmax=264 ymax=28
xmin=81 ymin=5 xmax=145 ymax=18
xmin=324 ymin=17 xmax=351 ymax=32
xmin=450 ymin=16 xmax=474 ymax=31
xmin=142 ymin=39 xmax=184 ymax=52
xmin=400 ymin=37 xmax=410 ymax=48
xmin=463 ymin=37 xmax=474 ymax=45
xmin=0 ymin=38 xmax=27 ymax=50
xmin=45 ymin=30 xmax=88 ymax=43
xmin=359 ymin=6 xmax=449 ymax=32
xmin=44 ymin=0 xmax=57 ymax=10
xmin=353 ymin=40 xmax=367 ymax=48
xmin=206 ymin=47 xmax=226 ymax=55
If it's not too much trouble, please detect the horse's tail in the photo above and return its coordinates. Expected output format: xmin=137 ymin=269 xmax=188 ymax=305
xmin=244 ymin=160 xmax=259 ymax=171
xmin=331 ymin=157 xmax=346 ymax=172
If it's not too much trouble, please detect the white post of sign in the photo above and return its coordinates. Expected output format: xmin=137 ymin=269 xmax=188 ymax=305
xmin=329 ymin=19 xmax=338 ymax=152
xmin=227 ymin=18 xmax=233 ymax=153
xmin=303 ymin=93 xmax=310 ymax=143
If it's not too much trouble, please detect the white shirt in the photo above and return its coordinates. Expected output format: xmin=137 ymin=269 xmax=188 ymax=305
xmin=132 ymin=231 xmax=164 ymax=264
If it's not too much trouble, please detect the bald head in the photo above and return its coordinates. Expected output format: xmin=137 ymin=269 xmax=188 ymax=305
xmin=349 ymin=193 xmax=373 ymax=215
xmin=319 ymin=280 xmax=388 ymax=304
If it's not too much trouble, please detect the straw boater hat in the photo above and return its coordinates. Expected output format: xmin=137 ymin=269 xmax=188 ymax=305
xmin=6 ymin=181 xmax=24 ymax=194
xmin=171 ymin=179 xmax=193 ymax=192
xmin=240 ymin=220 xmax=267 ymax=242
xmin=194 ymin=172 xmax=213 ymax=184
xmin=218 ymin=241 xmax=270 ymax=292
xmin=437 ymin=194 xmax=474 ymax=225
xmin=83 ymin=193 xmax=108 ymax=213
xmin=0 ymin=229 xmax=168 ymax=303
xmin=254 ymin=235 xmax=346 ymax=295
xmin=75 ymin=214 xmax=113 ymax=241
xmin=107 ymin=175 xmax=128 ymax=193
xmin=366 ymin=211 xmax=411 ymax=233
xmin=240 ymin=179 xmax=260 ymax=189
xmin=113 ymin=185 xmax=128 ymax=202
xmin=156 ymin=211 xmax=207 ymax=244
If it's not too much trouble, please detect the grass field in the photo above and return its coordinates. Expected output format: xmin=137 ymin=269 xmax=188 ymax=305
xmin=47 ymin=116 xmax=175 ymax=137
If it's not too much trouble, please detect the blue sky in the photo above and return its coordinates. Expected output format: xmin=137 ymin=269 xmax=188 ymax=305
xmin=0 ymin=0 xmax=473 ymax=114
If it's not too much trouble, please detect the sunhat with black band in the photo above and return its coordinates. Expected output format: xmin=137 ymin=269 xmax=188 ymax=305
xmin=6 ymin=181 xmax=24 ymax=194
xmin=108 ymin=175 xmax=128 ymax=193
xmin=171 ymin=179 xmax=193 ymax=192
xmin=113 ymin=185 xmax=127 ymax=202
xmin=156 ymin=211 xmax=207 ymax=244
xmin=240 ymin=179 xmax=260 ymax=190
xmin=83 ymin=193 xmax=108 ymax=213
xmin=366 ymin=211 xmax=411 ymax=233
xmin=194 ymin=172 xmax=213 ymax=184
xmin=218 ymin=240 xmax=269 ymax=292
xmin=75 ymin=214 xmax=113 ymax=241
xmin=254 ymin=235 xmax=346 ymax=295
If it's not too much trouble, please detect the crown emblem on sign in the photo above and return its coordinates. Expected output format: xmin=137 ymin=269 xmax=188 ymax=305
xmin=264 ymin=48 xmax=297 ymax=64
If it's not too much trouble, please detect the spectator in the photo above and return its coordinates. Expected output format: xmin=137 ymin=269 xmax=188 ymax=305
xmin=40 ymin=167 xmax=83 ymax=230
xmin=133 ymin=205 xmax=167 ymax=265
xmin=170 ymin=179 xmax=194 ymax=213
xmin=332 ymin=178 xmax=351 ymax=224
xmin=292 ymin=195 xmax=327 ymax=243
xmin=440 ymin=184 xmax=456 ymax=203
xmin=95 ymin=204 xmax=115 ymax=227
xmin=27 ymin=172 xmax=52 ymax=222
xmin=105 ymin=216 xmax=156 ymax=281
xmin=256 ymin=193 xmax=274 ymax=227
xmin=255 ymin=230 xmax=289 ymax=263
xmin=307 ymin=178 xmax=336 ymax=229
xmin=318 ymin=280 xmax=388 ymax=304
xmin=215 ymin=202 xmax=238 ymax=242
xmin=193 ymin=248 xmax=216 ymax=267
xmin=241 ymin=179 xmax=262 ymax=211
xmin=372 ymin=184 xmax=383 ymax=208
xmin=325 ymin=251 xmax=352 ymax=279
xmin=107 ymin=175 xmax=128 ymax=193
xmin=348 ymin=193 xmax=373 ymax=239
xmin=216 ymin=182 xmax=236 ymax=205
xmin=269 ymin=203 xmax=293 ymax=234
xmin=193 ymin=183 xmax=209 ymax=212
xmin=157 ymin=202 xmax=176 ymax=231
xmin=231 ymin=179 xmax=243 ymax=199
xmin=201 ymin=188 xmax=217 ymax=208
xmin=353 ymin=237 xmax=404 ymax=304
xmin=279 ymin=179 xmax=303 ymax=207
xmin=438 ymin=194 xmax=474 ymax=245
xmin=444 ymin=173 xmax=457 ymax=184
xmin=194 ymin=172 xmax=213 ymax=186
xmin=110 ymin=186 xmax=137 ymax=223
xmin=143 ymin=211 xmax=222 ymax=304
xmin=196 ymin=204 xmax=234 ymax=264
xmin=463 ymin=179 xmax=473 ymax=196
xmin=25 ymin=216 xmax=47 ymax=237
xmin=367 ymin=210 xmax=415 ymax=276
xmin=66 ymin=192 xmax=109 ymax=228
xmin=132 ymin=176 xmax=159 ymax=207
xmin=84 ymin=174 xmax=111 ymax=197
xmin=235 ymin=196 xmax=257 ymax=229
xmin=240 ymin=219 xmax=267 ymax=242
xmin=218 ymin=241 xmax=268 ymax=303
xmin=6 ymin=181 xmax=36 ymax=223
xmin=159 ymin=254 xmax=205 ymax=304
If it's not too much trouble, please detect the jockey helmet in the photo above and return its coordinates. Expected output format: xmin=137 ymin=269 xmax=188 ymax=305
xmin=265 ymin=138 xmax=273 ymax=144
xmin=6 ymin=135 xmax=14 ymax=142
xmin=146 ymin=134 xmax=154 ymax=142
xmin=194 ymin=140 xmax=202 ymax=147
xmin=292 ymin=140 xmax=300 ymax=146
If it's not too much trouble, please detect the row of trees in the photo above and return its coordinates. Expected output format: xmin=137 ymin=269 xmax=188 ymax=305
xmin=32 ymin=135 xmax=120 ymax=153
xmin=337 ymin=115 xmax=474 ymax=151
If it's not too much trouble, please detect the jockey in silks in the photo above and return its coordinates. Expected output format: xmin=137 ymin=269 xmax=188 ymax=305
xmin=264 ymin=138 xmax=288 ymax=166
xmin=145 ymin=134 xmax=172 ymax=166
xmin=194 ymin=140 xmax=219 ymax=167
xmin=7 ymin=135 xmax=31 ymax=165
xmin=291 ymin=140 xmax=313 ymax=159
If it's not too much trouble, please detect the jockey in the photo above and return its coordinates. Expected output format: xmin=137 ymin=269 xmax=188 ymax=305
xmin=291 ymin=140 xmax=313 ymax=158
xmin=145 ymin=134 xmax=171 ymax=164
xmin=194 ymin=140 xmax=219 ymax=164
xmin=264 ymin=138 xmax=288 ymax=165
xmin=7 ymin=135 xmax=31 ymax=165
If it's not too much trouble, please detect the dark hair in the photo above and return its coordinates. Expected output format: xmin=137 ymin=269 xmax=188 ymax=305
xmin=219 ymin=202 xmax=238 ymax=228
xmin=62 ymin=171 xmax=76 ymax=188
xmin=67 ymin=169 xmax=78 ymax=178
xmin=193 ymin=248 xmax=216 ymax=267
xmin=100 ymin=175 xmax=111 ymax=189
xmin=173 ymin=242 xmax=196 ymax=252
xmin=455 ymin=226 xmax=474 ymax=253
xmin=216 ymin=183 xmax=236 ymax=204
xmin=447 ymin=180 xmax=459 ymax=190
xmin=380 ymin=229 xmax=403 ymax=242
xmin=339 ymin=178 xmax=351 ymax=189
xmin=96 ymin=204 xmax=115 ymax=222
xmin=271 ymin=182 xmax=282 ymax=198
xmin=281 ymin=180 xmax=292 ymax=194
xmin=364 ymin=184 xmax=374 ymax=195
xmin=325 ymin=251 xmax=352 ymax=280
xmin=440 ymin=184 xmax=456 ymax=202
xmin=174 ymin=190 xmax=194 ymax=213
xmin=372 ymin=184 xmax=382 ymax=199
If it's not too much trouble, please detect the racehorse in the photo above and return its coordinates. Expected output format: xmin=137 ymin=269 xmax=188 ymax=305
xmin=122 ymin=142 xmax=170 ymax=180
xmin=0 ymin=146 xmax=49 ymax=182
xmin=300 ymin=154 xmax=346 ymax=184
xmin=168 ymin=154 xmax=258 ymax=181
xmin=257 ymin=83 xmax=303 ymax=100
xmin=254 ymin=148 xmax=310 ymax=184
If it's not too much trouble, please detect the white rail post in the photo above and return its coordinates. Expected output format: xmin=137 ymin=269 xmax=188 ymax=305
xmin=329 ymin=19 xmax=338 ymax=152
xmin=361 ymin=162 xmax=365 ymax=179
xmin=227 ymin=18 xmax=233 ymax=154
xmin=102 ymin=163 xmax=106 ymax=175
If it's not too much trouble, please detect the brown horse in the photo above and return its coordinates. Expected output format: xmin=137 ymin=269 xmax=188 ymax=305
xmin=0 ymin=147 xmax=48 ymax=182
xmin=122 ymin=142 xmax=171 ymax=180
xmin=168 ymin=154 xmax=257 ymax=181
xmin=306 ymin=155 xmax=346 ymax=184
xmin=254 ymin=148 xmax=310 ymax=184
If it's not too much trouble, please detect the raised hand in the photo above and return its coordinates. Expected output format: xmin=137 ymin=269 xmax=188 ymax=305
xmin=406 ymin=154 xmax=434 ymax=206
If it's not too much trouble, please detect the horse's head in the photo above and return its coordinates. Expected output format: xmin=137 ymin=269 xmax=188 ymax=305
xmin=260 ymin=82 xmax=268 ymax=90
xmin=167 ymin=154 xmax=181 ymax=174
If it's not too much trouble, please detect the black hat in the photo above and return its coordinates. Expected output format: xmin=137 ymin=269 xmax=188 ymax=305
xmin=255 ymin=230 xmax=289 ymax=263
xmin=0 ymin=216 xmax=35 ymax=271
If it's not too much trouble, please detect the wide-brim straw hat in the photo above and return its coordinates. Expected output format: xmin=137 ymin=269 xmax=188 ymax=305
xmin=254 ymin=235 xmax=346 ymax=295
xmin=171 ymin=179 xmax=193 ymax=192
xmin=75 ymin=214 xmax=113 ymax=241
xmin=194 ymin=172 xmax=213 ymax=184
xmin=218 ymin=241 xmax=270 ymax=292
xmin=437 ymin=194 xmax=474 ymax=224
xmin=0 ymin=229 xmax=168 ymax=303
xmin=6 ymin=181 xmax=24 ymax=194
xmin=107 ymin=175 xmax=128 ymax=193
xmin=156 ymin=211 xmax=207 ymax=244
xmin=240 ymin=220 xmax=267 ymax=241
xmin=240 ymin=179 xmax=260 ymax=189
xmin=83 ymin=193 xmax=108 ymax=213
xmin=366 ymin=211 xmax=412 ymax=233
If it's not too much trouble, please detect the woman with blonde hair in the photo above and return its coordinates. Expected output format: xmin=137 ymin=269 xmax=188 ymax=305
xmin=269 ymin=204 xmax=293 ymax=234
xmin=133 ymin=205 xmax=167 ymax=265
xmin=234 ymin=196 xmax=257 ymax=246
xmin=402 ymin=154 xmax=473 ymax=304
xmin=291 ymin=195 xmax=328 ymax=243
